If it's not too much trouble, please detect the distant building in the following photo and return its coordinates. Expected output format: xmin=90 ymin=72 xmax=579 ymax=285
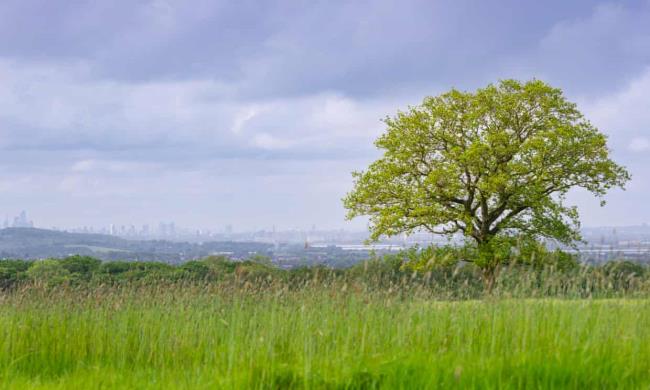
xmin=158 ymin=222 xmax=176 ymax=237
xmin=12 ymin=211 xmax=34 ymax=228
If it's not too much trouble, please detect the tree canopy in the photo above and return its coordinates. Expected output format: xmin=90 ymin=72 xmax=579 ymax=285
xmin=344 ymin=79 xmax=629 ymax=261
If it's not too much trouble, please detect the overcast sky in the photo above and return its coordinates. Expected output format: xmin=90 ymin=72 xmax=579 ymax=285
xmin=1 ymin=0 xmax=649 ymax=231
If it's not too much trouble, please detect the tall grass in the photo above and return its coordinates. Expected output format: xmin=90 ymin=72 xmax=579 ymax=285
xmin=1 ymin=281 xmax=650 ymax=389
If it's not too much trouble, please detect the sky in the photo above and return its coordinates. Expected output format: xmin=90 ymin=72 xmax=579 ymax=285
xmin=0 ymin=0 xmax=650 ymax=231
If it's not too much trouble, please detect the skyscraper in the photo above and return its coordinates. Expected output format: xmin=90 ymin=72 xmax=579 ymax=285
xmin=12 ymin=211 xmax=34 ymax=228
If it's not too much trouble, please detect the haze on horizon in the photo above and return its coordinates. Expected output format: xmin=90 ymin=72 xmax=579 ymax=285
xmin=1 ymin=0 xmax=649 ymax=231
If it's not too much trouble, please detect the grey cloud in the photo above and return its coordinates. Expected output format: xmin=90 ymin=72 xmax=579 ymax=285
xmin=1 ymin=0 xmax=649 ymax=229
xmin=0 ymin=0 xmax=621 ymax=98
xmin=0 ymin=59 xmax=390 ymax=163
xmin=523 ymin=1 xmax=650 ymax=95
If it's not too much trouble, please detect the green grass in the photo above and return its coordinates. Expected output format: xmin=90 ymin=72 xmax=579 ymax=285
xmin=1 ymin=284 xmax=649 ymax=389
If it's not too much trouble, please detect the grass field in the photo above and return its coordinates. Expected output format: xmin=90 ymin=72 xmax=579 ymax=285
xmin=1 ymin=284 xmax=649 ymax=389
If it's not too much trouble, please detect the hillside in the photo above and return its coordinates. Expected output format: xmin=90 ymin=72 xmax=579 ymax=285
xmin=0 ymin=228 xmax=271 ymax=262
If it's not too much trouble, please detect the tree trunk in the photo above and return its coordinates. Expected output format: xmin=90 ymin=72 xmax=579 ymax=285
xmin=474 ymin=234 xmax=498 ymax=293
xmin=482 ymin=265 xmax=497 ymax=294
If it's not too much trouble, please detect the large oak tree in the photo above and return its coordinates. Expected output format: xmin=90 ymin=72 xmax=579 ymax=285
xmin=344 ymin=80 xmax=629 ymax=279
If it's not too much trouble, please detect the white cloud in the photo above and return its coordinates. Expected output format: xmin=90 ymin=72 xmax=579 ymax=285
xmin=530 ymin=1 xmax=650 ymax=94
xmin=0 ymin=58 xmax=403 ymax=228
xmin=570 ymin=67 xmax=650 ymax=226
xmin=629 ymin=137 xmax=650 ymax=153
xmin=0 ymin=59 xmax=398 ymax=159
xmin=70 ymin=159 xmax=160 ymax=174
xmin=2 ymin=0 xmax=647 ymax=229
xmin=231 ymin=106 xmax=262 ymax=134
xmin=251 ymin=133 xmax=293 ymax=150
xmin=580 ymin=67 xmax=650 ymax=139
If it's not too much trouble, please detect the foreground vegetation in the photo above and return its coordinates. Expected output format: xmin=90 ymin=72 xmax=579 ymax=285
xmin=1 ymin=284 xmax=650 ymax=389
xmin=2 ymin=253 xmax=650 ymax=388
xmin=2 ymin=251 xmax=650 ymax=298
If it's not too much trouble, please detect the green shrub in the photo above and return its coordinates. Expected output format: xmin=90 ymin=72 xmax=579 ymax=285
xmin=0 ymin=259 xmax=30 ymax=289
xmin=60 ymin=255 xmax=102 ymax=282
xmin=180 ymin=260 xmax=212 ymax=280
xmin=202 ymin=255 xmax=238 ymax=275
xmin=99 ymin=261 xmax=134 ymax=276
xmin=26 ymin=259 xmax=71 ymax=286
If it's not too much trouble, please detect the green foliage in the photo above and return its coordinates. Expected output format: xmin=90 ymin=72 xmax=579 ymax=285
xmin=0 ymin=253 xmax=645 ymax=298
xmin=284 ymin=265 xmax=341 ymax=286
xmin=400 ymin=245 xmax=461 ymax=272
xmin=344 ymin=79 xmax=629 ymax=274
xmin=59 ymin=255 xmax=101 ymax=282
xmin=247 ymin=253 xmax=274 ymax=265
xmin=0 ymin=259 xmax=30 ymax=289
xmin=601 ymin=260 xmax=647 ymax=291
xmin=59 ymin=255 xmax=101 ymax=274
xmin=347 ymin=253 xmax=404 ymax=280
xmin=180 ymin=260 xmax=212 ymax=280
xmin=603 ymin=260 xmax=646 ymax=278
xmin=519 ymin=246 xmax=580 ymax=272
xmin=0 ymin=259 xmax=31 ymax=273
xmin=26 ymin=259 xmax=71 ymax=286
xmin=234 ymin=260 xmax=279 ymax=280
xmin=202 ymin=255 xmax=238 ymax=274
xmin=401 ymin=239 xmax=579 ymax=276
xmin=0 ymin=267 xmax=18 ymax=289
xmin=99 ymin=261 xmax=134 ymax=276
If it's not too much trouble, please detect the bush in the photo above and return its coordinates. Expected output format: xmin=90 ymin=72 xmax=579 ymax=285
xmin=0 ymin=249 xmax=646 ymax=298
xmin=234 ymin=260 xmax=279 ymax=280
xmin=99 ymin=261 xmax=177 ymax=282
xmin=0 ymin=259 xmax=30 ymax=289
xmin=26 ymin=259 xmax=71 ymax=286
xmin=603 ymin=260 xmax=646 ymax=278
xmin=202 ymin=255 xmax=238 ymax=274
xmin=601 ymin=260 xmax=647 ymax=291
xmin=180 ymin=260 xmax=212 ymax=280
xmin=99 ymin=261 xmax=134 ymax=276
xmin=401 ymin=245 xmax=461 ymax=273
xmin=348 ymin=252 xmax=404 ymax=281
xmin=60 ymin=255 xmax=102 ymax=282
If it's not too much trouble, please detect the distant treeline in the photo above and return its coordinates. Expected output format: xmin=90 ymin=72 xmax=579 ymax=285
xmin=1 ymin=251 xmax=650 ymax=298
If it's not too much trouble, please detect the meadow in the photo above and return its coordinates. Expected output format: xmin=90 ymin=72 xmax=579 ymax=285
xmin=1 ymin=260 xmax=650 ymax=389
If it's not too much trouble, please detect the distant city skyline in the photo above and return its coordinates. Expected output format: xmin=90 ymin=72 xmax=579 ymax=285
xmin=1 ymin=1 xmax=650 ymax=229
xmin=4 ymin=210 xmax=650 ymax=240
xmin=1 ymin=209 xmax=366 ymax=236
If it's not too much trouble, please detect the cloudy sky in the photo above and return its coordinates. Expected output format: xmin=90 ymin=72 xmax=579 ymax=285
xmin=1 ymin=0 xmax=649 ymax=231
